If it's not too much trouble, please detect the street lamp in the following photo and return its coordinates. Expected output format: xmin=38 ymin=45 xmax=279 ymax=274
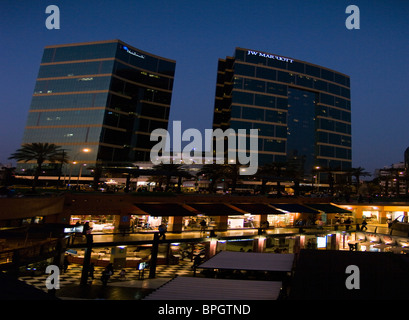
xmin=314 ymin=166 xmax=321 ymax=192
xmin=68 ymin=148 xmax=90 ymax=186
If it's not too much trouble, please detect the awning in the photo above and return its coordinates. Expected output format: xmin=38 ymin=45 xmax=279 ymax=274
xmin=231 ymin=203 xmax=285 ymax=215
xmin=271 ymin=204 xmax=320 ymax=214
xmin=185 ymin=203 xmax=243 ymax=216
xmin=144 ymin=276 xmax=283 ymax=300
xmin=305 ymin=203 xmax=352 ymax=214
xmin=133 ymin=203 xmax=195 ymax=216
xmin=198 ymin=251 xmax=295 ymax=272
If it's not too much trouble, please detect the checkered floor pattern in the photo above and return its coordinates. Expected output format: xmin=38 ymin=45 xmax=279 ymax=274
xmin=18 ymin=260 xmax=195 ymax=292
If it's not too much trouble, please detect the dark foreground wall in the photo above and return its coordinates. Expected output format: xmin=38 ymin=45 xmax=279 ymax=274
xmin=289 ymin=249 xmax=409 ymax=300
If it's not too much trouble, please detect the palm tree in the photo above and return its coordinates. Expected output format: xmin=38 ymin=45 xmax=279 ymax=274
xmin=152 ymin=163 xmax=190 ymax=192
xmin=350 ymin=167 xmax=371 ymax=194
xmin=256 ymin=162 xmax=288 ymax=196
xmin=9 ymin=142 xmax=68 ymax=191
xmin=198 ymin=164 xmax=226 ymax=193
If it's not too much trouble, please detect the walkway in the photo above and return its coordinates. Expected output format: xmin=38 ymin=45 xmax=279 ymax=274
xmin=18 ymin=260 xmax=195 ymax=300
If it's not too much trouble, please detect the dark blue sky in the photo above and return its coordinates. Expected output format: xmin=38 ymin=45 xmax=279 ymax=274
xmin=1 ymin=0 xmax=408 ymax=176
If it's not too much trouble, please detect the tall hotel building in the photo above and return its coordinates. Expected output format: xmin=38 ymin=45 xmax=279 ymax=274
xmin=19 ymin=40 xmax=176 ymax=174
xmin=213 ymin=48 xmax=351 ymax=178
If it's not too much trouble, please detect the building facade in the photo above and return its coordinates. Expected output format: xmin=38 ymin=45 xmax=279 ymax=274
xmin=19 ymin=40 xmax=176 ymax=175
xmin=213 ymin=48 xmax=351 ymax=179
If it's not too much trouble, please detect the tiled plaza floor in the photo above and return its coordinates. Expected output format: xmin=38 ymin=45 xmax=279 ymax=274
xmin=18 ymin=260 xmax=195 ymax=300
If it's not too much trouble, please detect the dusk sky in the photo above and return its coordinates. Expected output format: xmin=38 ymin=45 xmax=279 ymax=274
xmin=1 ymin=0 xmax=408 ymax=176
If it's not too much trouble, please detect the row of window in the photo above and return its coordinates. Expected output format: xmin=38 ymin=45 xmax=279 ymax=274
xmin=234 ymin=63 xmax=350 ymax=99
xmin=235 ymin=49 xmax=350 ymax=87
xmin=114 ymin=61 xmax=174 ymax=90
xmin=231 ymin=105 xmax=287 ymax=124
xmin=230 ymin=120 xmax=287 ymax=139
xmin=110 ymin=77 xmax=172 ymax=105
xmin=317 ymin=131 xmax=351 ymax=147
xmin=319 ymin=145 xmax=352 ymax=160
xmin=38 ymin=60 xmax=115 ymax=78
xmin=232 ymin=91 xmax=288 ymax=110
xmin=316 ymin=106 xmax=351 ymax=122
xmin=26 ymin=109 xmax=105 ymax=127
xmin=22 ymin=126 xmax=102 ymax=144
xmin=34 ymin=76 xmax=112 ymax=94
xmin=30 ymin=92 xmax=109 ymax=110
xmin=41 ymin=42 xmax=176 ymax=77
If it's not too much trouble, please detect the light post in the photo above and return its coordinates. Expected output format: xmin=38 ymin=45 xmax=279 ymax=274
xmin=315 ymin=166 xmax=321 ymax=192
xmin=68 ymin=148 xmax=90 ymax=187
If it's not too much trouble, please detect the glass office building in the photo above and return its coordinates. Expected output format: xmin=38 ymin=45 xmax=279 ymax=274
xmin=212 ymin=47 xmax=351 ymax=178
xmin=19 ymin=40 xmax=176 ymax=175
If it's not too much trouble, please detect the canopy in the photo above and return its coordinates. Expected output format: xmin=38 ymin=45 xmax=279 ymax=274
xmin=186 ymin=203 xmax=243 ymax=216
xmin=271 ymin=204 xmax=320 ymax=214
xmin=305 ymin=203 xmax=352 ymax=214
xmin=198 ymin=251 xmax=295 ymax=272
xmin=231 ymin=203 xmax=284 ymax=215
xmin=144 ymin=276 xmax=282 ymax=300
xmin=133 ymin=203 xmax=195 ymax=216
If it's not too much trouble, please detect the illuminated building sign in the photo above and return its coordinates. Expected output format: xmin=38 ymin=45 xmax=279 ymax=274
xmin=247 ymin=50 xmax=294 ymax=63
xmin=122 ymin=45 xmax=145 ymax=59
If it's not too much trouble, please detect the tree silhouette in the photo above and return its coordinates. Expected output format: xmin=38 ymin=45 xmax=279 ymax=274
xmin=9 ymin=143 xmax=67 ymax=191
xmin=350 ymin=167 xmax=371 ymax=194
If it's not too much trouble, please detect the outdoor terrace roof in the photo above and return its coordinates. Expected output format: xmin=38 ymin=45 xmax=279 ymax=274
xmin=133 ymin=203 xmax=195 ymax=216
xmin=197 ymin=251 xmax=295 ymax=272
xmin=305 ymin=203 xmax=352 ymax=214
xmin=231 ymin=203 xmax=285 ymax=215
xmin=144 ymin=276 xmax=283 ymax=300
xmin=271 ymin=203 xmax=320 ymax=214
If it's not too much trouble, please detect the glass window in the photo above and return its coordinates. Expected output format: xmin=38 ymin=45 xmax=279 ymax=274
xmin=265 ymin=110 xmax=287 ymax=124
xmin=264 ymin=139 xmax=286 ymax=153
xmin=234 ymin=63 xmax=255 ymax=77
xmin=157 ymin=59 xmax=176 ymax=76
xmin=230 ymin=120 xmax=253 ymax=131
xmin=34 ymin=76 xmax=112 ymax=94
xmin=328 ymin=83 xmax=341 ymax=95
xmin=277 ymin=71 xmax=295 ymax=84
xmin=43 ymin=43 xmax=118 ymax=63
xmin=266 ymin=82 xmax=287 ymax=96
xmin=305 ymin=64 xmax=321 ymax=78
xmin=30 ymin=92 xmax=109 ymax=110
xmin=321 ymin=69 xmax=334 ymax=82
xmin=320 ymin=93 xmax=334 ymax=106
xmin=232 ymin=91 xmax=254 ymax=105
xmin=334 ymin=73 xmax=347 ymax=86
xmin=256 ymin=67 xmax=277 ymax=81
xmin=320 ymin=145 xmax=335 ymax=158
xmin=230 ymin=105 xmax=241 ymax=118
xmin=234 ymin=49 xmax=245 ymax=61
xmin=296 ymin=75 xmax=313 ymax=88
xmin=242 ymin=107 xmax=264 ymax=121
xmin=255 ymin=123 xmax=275 ymax=137
xmin=313 ymin=79 xmax=328 ymax=92
xmin=276 ymin=97 xmax=288 ymax=109
xmin=233 ymin=77 xmax=243 ymax=89
xmin=287 ymin=61 xmax=305 ymax=74
xmin=244 ymin=78 xmax=265 ymax=92
xmin=254 ymin=94 xmax=276 ymax=108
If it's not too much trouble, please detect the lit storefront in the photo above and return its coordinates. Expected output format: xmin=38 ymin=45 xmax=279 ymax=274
xmin=70 ymin=215 xmax=117 ymax=233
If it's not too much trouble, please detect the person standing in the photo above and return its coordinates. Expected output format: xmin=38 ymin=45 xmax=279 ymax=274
xmin=158 ymin=224 xmax=167 ymax=239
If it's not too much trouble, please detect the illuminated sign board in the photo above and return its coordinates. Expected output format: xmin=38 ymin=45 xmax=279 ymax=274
xmin=247 ymin=50 xmax=294 ymax=63
xmin=122 ymin=45 xmax=145 ymax=59
xmin=317 ymin=236 xmax=327 ymax=248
